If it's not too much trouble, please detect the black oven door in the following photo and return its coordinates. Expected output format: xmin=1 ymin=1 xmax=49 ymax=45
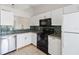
xmin=37 ymin=33 xmax=48 ymax=54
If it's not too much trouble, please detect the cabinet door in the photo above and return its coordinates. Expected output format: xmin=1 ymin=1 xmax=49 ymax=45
xmin=17 ymin=34 xmax=23 ymax=49
xmin=8 ymin=35 xmax=15 ymax=52
xmin=22 ymin=34 xmax=27 ymax=46
xmin=1 ymin=10 xmax=14 ymax=26
xmin=54 ymin=37 xmax=61 ymax=55
xmin=1 ymin=38 xmax=8 ymax=54
xmin=17 ymin=33 xmax=32 ymax=49
xmin=48 ymin=36 xmax=55 ymax=55
xmin=32 ymin=33 xmax=37 ymax=46
xmin=48 ymin=36 xmax=61 ymax=55
xmin=25 ymin=33 xmax=31 ymax=45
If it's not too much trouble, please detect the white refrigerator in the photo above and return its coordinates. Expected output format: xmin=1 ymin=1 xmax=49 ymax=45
xmin=62 ymin=12 xmax=79 ymax=55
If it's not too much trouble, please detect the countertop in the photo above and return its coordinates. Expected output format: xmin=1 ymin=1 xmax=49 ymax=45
xmin=0 ymin=29 xmax=43 ymax=36
xmin=48 ymin=33 xmax=61 ymax=38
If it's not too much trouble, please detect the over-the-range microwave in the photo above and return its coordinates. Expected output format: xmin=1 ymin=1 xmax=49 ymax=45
xmin=39 ymin=18 xmax=51 ymax=27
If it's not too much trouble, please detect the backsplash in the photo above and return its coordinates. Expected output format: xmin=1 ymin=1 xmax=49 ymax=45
xmin=30 ymin=26 xmax=61 ymax=34
xmin=54 ymin=26 xmax=61 ymax=34
xmin=0 ymin=25 xmax=61 ymax=36
xmin=0 ymin=25 xmax=14 ymax=33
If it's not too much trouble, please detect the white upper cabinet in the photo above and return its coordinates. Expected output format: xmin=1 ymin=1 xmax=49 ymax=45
xmin=52 ymin=8 xmax=63 ymax=25
xmin=1 ymin=10 xmax=14 ymax=26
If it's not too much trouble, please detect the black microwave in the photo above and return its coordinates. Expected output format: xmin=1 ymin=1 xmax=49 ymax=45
xmin=39 ymin=18 xmax=51 ymax=27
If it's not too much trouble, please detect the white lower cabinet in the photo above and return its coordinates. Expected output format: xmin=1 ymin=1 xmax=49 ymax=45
xmin=16 ymin=33 xmax=37 ymax=49
xmin=48 ymin=36 xmax=61 ymax=55
xmin=1 ymin=37 xmax=9 ymax=54
xmin=0 ymin=35 xmax=15 ymax=54
xmin=17 ymin=33 xmax=32 ymax=49
xmin=25 ymin=33 xmax=32 ymax=45
xmin=17 ymin=34 xmax=25 ymax=49
xmin=8 ymin=35 xmax=16 ymax=52
xmin=31 ymin=33 xmax=37 ymax=46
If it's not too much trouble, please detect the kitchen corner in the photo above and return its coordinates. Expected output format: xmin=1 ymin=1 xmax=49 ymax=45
xmin=0 ymin=25 xmax=61 ymax=55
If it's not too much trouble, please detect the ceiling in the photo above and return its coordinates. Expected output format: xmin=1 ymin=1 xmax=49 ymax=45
xmin=31 ymin=4 xmax=70 ymax=15
xmin=0 ymin=4 xmax=71 ymax=15
xmin=0 ymin=4 xmax=31 ymax=10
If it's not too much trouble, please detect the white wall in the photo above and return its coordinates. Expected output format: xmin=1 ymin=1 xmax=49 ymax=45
xmin=64 ymin=4 xmax=79 ymax=14
xmin=14 ymin=16 xmax=30 ymax=29
xmin=52 ymin=8 xmax=63 ymax=25
xmin=32 ymin=4 xmax=79 ymax=26
xmin=32 ymin=4 xmax=69 ymax=16
xmin=30 ymin=11 xmax=52 ymax=26
xmin=31 ymin=8 xmax=63 ymax=26
xmin=0 ymin=5 xmax=33 ymax=18
xmin=0 ymin=5 xmax=33 ymax=29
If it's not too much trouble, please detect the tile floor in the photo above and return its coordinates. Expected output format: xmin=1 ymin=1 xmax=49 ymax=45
xmin=7 ymin=45 xmax=46 ymax=55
